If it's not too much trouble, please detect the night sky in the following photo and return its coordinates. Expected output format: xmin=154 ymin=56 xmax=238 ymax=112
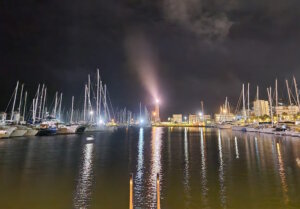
xmin=1 ymin=0 xmax=300 ymax=119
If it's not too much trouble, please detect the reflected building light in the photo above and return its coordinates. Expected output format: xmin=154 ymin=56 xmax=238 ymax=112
xmin=234 ymin=137 xmax=239 ymax=159
xmin=218 ymin=130 xmax=226 ymax=208
xmin=73 ymin=143 xmax=94 ymax=209
xmin=150 ymin=127 xmax=163 ymax=208
xmin=254 ymin=137 xmax=261 ymax=169
xmin=200 ymin=128 xmax=208 ymax=203
xmin=276 ymin=143 xmax=289 ymax=204
xmin=183 ymin=127 xmax=191 ymax=207
xmin=135 ymin=128 xmax=145 ymax=205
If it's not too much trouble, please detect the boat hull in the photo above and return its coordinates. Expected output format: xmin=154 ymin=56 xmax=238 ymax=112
xmin=0 ymin=127 xmax=17 ymax=139
xmin=24 ymin=129 xmax=39 ymax=136
xmin=10 ymin=129 xmax=27 ymax=137
xmin=37 ymin=128 xmax=57 ymax=136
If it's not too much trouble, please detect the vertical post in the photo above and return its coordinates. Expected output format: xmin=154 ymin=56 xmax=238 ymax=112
xmin=99 ymin=81 xmax=102 ymax=121
xmin=32 ymin=99 xmax=36 ymax=124
xmin=129 ymin=174 xmax=133 ymax=209
xmin=157 ymin=173 xmax=160 ymax=209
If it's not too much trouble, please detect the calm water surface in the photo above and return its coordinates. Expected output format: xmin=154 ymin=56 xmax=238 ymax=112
xmin=0 ymin=127 xmax=300 ymax=209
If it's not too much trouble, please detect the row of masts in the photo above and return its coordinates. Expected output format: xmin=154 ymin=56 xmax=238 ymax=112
xmin=221 ymin=76 xmax=299 ymax=122
xmin=4 ymin=69 xmax=115 ymax=125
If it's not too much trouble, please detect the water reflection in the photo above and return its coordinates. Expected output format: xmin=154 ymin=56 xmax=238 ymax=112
xmin=149 ymin=127 xmax=163 ymax=207
xmin=73 ymin=143 xmax=95 ymax=209
xmin=234 ymin=136 xmax=239 ymax=159
xmin=276 ymin=143 xmax=289 ymax=204
xmin=184 ymin=128 xmax=190 ymax=195
xmin=135 ymin=128 xmax=144 ymax=205
xmin=218 ymin=130 xmax=226 ymax=208
xmin=200 ymin=128 xmax=208 ymax=205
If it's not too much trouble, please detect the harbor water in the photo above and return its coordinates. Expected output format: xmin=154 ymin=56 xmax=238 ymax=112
xmin=0 ymin=127 xmax=299 ymax=209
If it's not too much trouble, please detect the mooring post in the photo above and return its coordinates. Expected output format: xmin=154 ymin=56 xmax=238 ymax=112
xmin=130 ymin=173 xmax=133 ymax=209
xmin=157 ymin=173 xmax=160 ymax=209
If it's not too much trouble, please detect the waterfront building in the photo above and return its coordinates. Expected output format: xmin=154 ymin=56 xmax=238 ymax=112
xmin=172 ymin=114 xmax=182 ymax=123
xmin=188 ymin=114 xmax=198 ymax=124
xmin=214 ymin=113 xmax=235 ymax=123
xmin=275 ymin=105 xmax=299 ymax=115
xmin=253 ymin=100 xmax=270 ymax=117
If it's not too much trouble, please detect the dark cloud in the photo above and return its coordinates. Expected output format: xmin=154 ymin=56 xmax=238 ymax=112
xmin=1 ymin=0 xmax=300 ymax=118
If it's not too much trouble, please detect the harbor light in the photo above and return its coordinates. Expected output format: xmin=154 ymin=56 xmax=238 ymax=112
xmin=155 ymin=98 xmax=159 ymax=104
xmin=89 ymin=111 xmax=94 ymax=115
xmin=198 ymin=112 xmax=203 ymax=116
xmin=98 ymin=119 xmax=104 ymax=124
xmin=140 ymin=119 xmax=144 ymax=124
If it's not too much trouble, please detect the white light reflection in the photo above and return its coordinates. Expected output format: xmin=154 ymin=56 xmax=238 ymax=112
xmin=200 ymin=128 xmax=208 ymax=204
xmin=276 ymin=143 xmax=289 ymax=204
xmin=218 ymin=130 xmax=226 ymax=208
xmin=135 ymin=128 xmax=145 ymax=205
xmin=150 ymin=127 xmax=163 ymax=208
xmin=254 ymin=137 xmax=261 ymax=168
xmin=183 ymin=127 xmax=191 ymax=208
xmin=73 ymin=143 xmax=94 ymax=209
xmin=234 ymin=136 xmax=239 ymax=159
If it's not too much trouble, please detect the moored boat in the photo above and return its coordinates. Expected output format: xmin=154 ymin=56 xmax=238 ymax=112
xmin=0 ymin=126 xmax=17 ymax=139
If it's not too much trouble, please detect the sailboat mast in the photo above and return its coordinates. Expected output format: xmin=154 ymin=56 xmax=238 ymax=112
xmin=96 ymin=69 xmax=100 ymax=120
xmin=58 ymin=93 xmax=63 ymax=120
xmin=84 ymin=85 xmax=87 ymax=122
xmin=275 ymin=79 xmax=278 ymax=107
xmin=70 ymin=96 xmax=74 ymax=124
xmin=293 ymin=76 xmax=300 ymax=112
xmin=10 ymin=81 xmax=19 ymax=121
xmin=267 ymin=87 xmax=273 ymax=125
xmin=104 ymin=84 xmax=107 ymax=121
xmin=242 ymin=84 xmax=246 ymax=118
xmin=23 ymin=91 xmax=27 ymax=121
xmin=32 ymin=98 xmax=36 ymax=124
xmin=54 ymin=91 xmax=58 ymax=117
xmin=99 ymin=80 xmax=102 ymax=120
xmin=18 ymin=83 xmax=24 ymax=113
xmin=286 ymin=80 xmax=292 ymax=105
xmin=42 ymin=87 xmax=47 ymax=119
xmin=247 ymin=83 xmax=250 ymax=117
xmin=256 ymin=85 xmax=259 ymax=100
xmin=38 ymin=84 xmax=44 ymax=119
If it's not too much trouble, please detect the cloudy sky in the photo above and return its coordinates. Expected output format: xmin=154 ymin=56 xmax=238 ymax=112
xmin=1 ymin=0 xmax=300 ymax=118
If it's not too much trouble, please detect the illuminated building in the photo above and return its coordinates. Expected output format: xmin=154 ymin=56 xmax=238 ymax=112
xmin=172 ymin=114 xmax=182 ymax=123
xmin=275 ymin=105 xmax=298 ymax=115
xmin=253 ymin=100 xmax=270 ymax=116
xmin=188 ymin=114 xmax=198 ymax=124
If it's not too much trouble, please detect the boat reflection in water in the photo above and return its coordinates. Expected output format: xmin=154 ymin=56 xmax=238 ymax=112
xmin=73 ymin=142 xmax=95 ymax=208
